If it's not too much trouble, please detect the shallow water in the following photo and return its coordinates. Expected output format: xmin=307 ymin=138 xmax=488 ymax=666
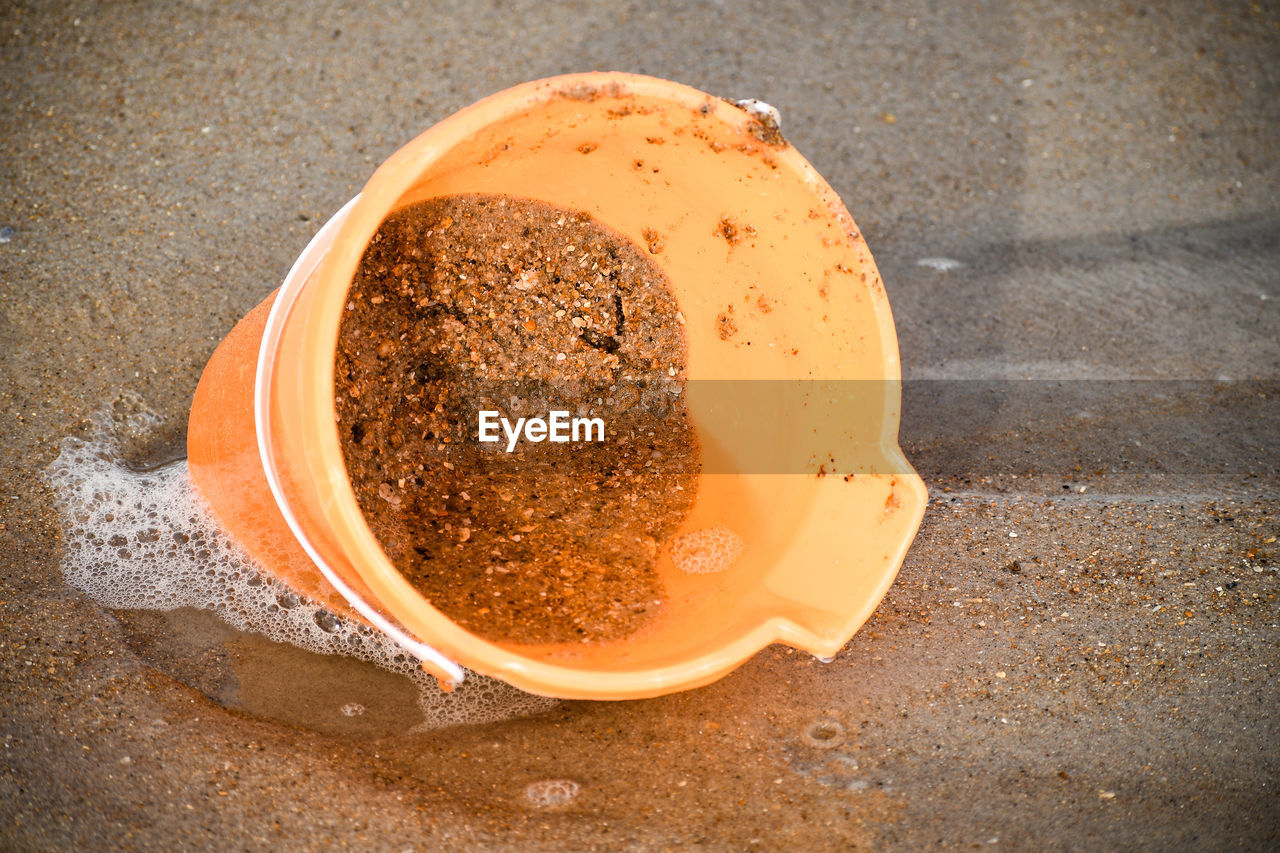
xmin=44 ymin=393 xmax=558 ymax=735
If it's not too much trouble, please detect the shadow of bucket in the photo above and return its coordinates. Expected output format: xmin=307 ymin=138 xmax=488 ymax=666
xmin=187 ymin=72 xmax=927 ymax=700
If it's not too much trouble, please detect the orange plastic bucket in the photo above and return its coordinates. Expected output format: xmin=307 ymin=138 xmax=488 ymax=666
xmin=187 ymin=72 xmax=927 ymax=700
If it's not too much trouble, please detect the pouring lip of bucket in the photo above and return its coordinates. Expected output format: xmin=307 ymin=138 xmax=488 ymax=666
xmin=255 ymin=71 xmax=927 ymax=700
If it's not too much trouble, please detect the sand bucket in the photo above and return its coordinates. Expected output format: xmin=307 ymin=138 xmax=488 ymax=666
xmin=187 ymin=72 xmax=927 ymax=700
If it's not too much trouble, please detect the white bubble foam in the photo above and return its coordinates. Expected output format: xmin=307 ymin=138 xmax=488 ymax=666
xmin=916 ymin=257 xmax=964 ymax=271
xmin=523 ymin=779 xmax=581 ymax=808
xmin=667 ymin=526 xmax=744 ymax=574
xmin=44 ymin=393 xmax=558 ymax=731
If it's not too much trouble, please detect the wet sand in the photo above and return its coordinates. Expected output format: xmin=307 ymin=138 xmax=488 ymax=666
xmin=2 ymin=1 xmax=1278 ymax=850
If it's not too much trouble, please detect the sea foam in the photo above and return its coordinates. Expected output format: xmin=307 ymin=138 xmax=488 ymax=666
xmin=44 ymin=392 xmax=558 ymax=730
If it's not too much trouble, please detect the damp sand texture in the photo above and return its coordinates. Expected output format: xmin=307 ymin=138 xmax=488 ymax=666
xmin=335 ymin=194 xmax=699 ymax=646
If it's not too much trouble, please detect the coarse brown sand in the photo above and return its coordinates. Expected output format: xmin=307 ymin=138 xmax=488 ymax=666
xmin=335 ymin=194 xmax=698 ymax=645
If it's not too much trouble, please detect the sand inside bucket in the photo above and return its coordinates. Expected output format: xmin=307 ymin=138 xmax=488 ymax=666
xmin=334 ymin=193 xmax=700 ymax=646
